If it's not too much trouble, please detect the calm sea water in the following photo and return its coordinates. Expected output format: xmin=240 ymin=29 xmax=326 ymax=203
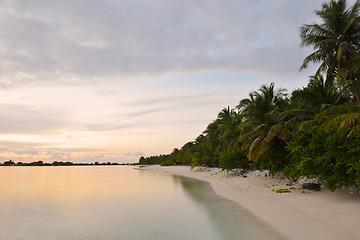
xmin=0 ymin=166 xmax=281 ymax=240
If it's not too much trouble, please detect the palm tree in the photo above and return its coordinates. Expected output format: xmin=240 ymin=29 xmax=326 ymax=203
xmin=300 ymin=0 xmax=360 ymax=100
xmin=236 ymin=83 xmax=290 ymax=163
xmin=339 ymin=52 xmax=360 ymax=104
xmin=291 ymin=75 xmax=344 ymax=113
xmin=203 ymin=106 xmax=242 ymax=153
xmin=204 ymin=120 xmax=221 ymax=152
xmin=238 ymin=83 xmax=288 ymax=123
xmin=218 ymin=109 xmax=243 ymax=152
xmin=316 ymin=104 xmax=360 ymax=131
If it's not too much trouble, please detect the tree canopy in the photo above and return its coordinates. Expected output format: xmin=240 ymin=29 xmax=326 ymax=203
xmin=139 ymin=0 xmax=360 ymax=191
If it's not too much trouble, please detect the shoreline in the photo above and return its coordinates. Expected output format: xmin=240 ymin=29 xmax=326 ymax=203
xmin=141 ymin=165 xmax=360 ymax=240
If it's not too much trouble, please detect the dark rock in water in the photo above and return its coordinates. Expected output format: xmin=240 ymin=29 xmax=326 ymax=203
xmin=301 ymin=182 xmax=321 ymax=191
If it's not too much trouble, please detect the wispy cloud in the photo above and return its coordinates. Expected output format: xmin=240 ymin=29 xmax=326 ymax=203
xmin=0 ymin=141 xmax=54 ymax=148
xmin=125 ymin=92 xmax=217 ymax=107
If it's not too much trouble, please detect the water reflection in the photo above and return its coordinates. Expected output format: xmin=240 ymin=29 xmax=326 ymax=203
xmin=0 ymin=166 xmax=281 ymax=240
xmin=173 ymin=176 xmax=282 ymax=240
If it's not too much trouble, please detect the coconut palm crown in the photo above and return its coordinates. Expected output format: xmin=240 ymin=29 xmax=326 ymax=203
xmin=300 ymin=0 xmax=360 ymax=98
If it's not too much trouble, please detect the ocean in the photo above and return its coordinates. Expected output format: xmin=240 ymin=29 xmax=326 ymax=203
xmin=0 ymin=166 xmax=280 ymax=239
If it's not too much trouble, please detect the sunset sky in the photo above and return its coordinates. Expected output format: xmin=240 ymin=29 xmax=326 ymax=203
xmin=0 ymin=0 xmax=345 ymax=163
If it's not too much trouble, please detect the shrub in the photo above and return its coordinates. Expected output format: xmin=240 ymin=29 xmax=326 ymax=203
xmin=219 ymin=150 xmax=248 ymax=171
xmin=285 ymin=127 xmax=360 ymax=191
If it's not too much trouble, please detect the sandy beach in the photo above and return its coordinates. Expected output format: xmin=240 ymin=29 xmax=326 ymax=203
xmin=141 ymin=165 xmax=360 ymax=240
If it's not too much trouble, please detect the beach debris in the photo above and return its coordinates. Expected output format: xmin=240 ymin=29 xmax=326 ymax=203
xmin=192 ymin=166 xmax=211 ymax=172
xmin=244 ymin=170 xmax=269 ymax=178
xmin=192 ymin=167 xmax=222 ymax=175
xmin=342 ymin=186 xmax=360 ymax=194
xmin=349 ymin=186 xmax=360 ymax=194
xmin=286 ymin=180 xmax=296 ymax=186
xmin=227 ymin=168 xmax=247 ymax=177
xmin=272 ymin=188 xmax=291 ymax=193
xmin=298 ymin=177 xmax=322 ymax=191
xmin=271 ymin=172 xmax=283 ymax=179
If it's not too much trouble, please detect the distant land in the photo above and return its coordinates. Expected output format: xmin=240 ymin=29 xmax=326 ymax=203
xmin=0 ymin=160 xmax=138 ymax=167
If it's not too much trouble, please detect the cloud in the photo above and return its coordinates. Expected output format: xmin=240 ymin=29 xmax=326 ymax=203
xmin=106 ymin=91 xmax=232 ymax=131
xmin=0 ymin=0 xmax=329 ymax=88
xmin=125 ymin=92 xmax=216 ymax=107
xmin=2 ymin=0 xmax=352 ymax=162
xmin=0 ymin=147 xmax=38 ymax=155
xmin=124 ymin=151 xmax=144 ymax=157
xmin=0 ymin=141 xmax=53 ymax=147
xmin=0 ymin=103 xmax=70 ymax=134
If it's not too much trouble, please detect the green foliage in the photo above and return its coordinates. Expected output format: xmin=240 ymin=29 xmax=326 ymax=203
xmin=219 ymin=150 xmax=248 ymax=171
xmin=285 ymin=127 xmax=360 ymax=191
xmin=300 ymin=0 xmax=360 ymax=102
xmin=272 ymin=188 xmax=291 ymax=193
xmin=257 ymin=139 xmax=290 ymax=174
xmin=138 ymin=1 xmax=360 ymax=191
xmin=237 ymin=82 xmax=290 ymax=162
xmin=290 ymin=75 xmax=344 ymax=113
xmin=160 ymin=159 xmax=175 ymax=166
xmin=138 ymin=81 xmax=360 ymax=191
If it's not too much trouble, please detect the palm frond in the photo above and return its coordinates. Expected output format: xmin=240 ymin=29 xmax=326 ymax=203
xmin=317 ymin=104 xmax=360 ymax=131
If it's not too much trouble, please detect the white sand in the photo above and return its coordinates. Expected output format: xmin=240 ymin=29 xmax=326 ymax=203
xmin=141 ymin=165 xmax=360 ymax=240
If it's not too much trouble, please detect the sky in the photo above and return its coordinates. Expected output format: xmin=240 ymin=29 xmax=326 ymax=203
xmin=0 ymin=0 xmax=348 ymax=163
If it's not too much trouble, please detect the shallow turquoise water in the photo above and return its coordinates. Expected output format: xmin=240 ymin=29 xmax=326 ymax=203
xmin=0 ymin=166 xmax=281 ymax=239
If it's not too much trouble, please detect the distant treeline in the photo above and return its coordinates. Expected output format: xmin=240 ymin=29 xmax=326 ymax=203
xmin=1 ymin=160 xmax=138 ymax=166
xmin=139 ymin=0 xmax=360 ymax=191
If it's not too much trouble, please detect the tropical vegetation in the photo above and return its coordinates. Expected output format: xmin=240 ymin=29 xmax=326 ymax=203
xmin=139 ymin=0 xmax=360 ymax=191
